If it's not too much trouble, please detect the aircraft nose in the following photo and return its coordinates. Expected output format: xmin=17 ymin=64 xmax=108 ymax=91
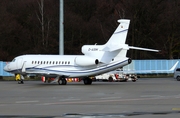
xmin=4 ymin=64 xmax=10 ymax=72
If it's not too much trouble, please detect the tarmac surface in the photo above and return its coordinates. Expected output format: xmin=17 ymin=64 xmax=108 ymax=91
xmin=0 ymin=78 xmax=180 ymax=118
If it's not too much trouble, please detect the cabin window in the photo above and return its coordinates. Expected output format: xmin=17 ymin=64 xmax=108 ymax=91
xmin=62 ymin=61 xmax=64 ymax=64
xmin=65 ymin=61 xmax=67 ymax=64
xmin=32 ymin=61 xmax=34 ymax=64
xmin=59 ymin=61 xmax=61 ymax=64
xmin=68 ymin=61 xmax=70 ymax=64
xmin=49 ymin=61 xmax=51 ymax=64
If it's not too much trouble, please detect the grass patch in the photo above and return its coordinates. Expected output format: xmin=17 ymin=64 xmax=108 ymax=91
xmin=0 ymin=76 xmax=41 ymax=81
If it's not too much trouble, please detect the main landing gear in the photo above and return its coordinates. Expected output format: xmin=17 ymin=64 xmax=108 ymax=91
xmin=83 ymin=77 xmax=92 ymax=85
xmin=58 ymin=77 xmax=67 ymax=85
xmin=45 ymin=76 xmax=92 ymax=85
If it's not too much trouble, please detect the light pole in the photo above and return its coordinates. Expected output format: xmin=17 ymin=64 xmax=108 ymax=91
xmin=59 ymin=0 xmax=64 ymax=55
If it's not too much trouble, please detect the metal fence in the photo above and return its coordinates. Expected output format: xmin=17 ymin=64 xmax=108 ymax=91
xmin=123 ymin=59 xmax=180 ymax=74
xmin=0 ymin=62 xmax=13 ymax=76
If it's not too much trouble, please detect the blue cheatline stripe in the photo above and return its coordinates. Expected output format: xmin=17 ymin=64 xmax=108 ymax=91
xmin=6 ymin=59 xmax=129 ymax=75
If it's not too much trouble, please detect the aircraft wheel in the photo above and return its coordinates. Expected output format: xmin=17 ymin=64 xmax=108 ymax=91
xmin=58 ymin=78 xmax=67 ymax=85
xmin=62 ymin=79 xmax=67 ymax=85
xmin=18 ymin=80 xmax=24 ymax=84
xmin=83 ymin=78 xmax=88 ymax=85
xmin=132 ymin=80 xmax=136 ymax=82
xmin=176 ymin=76 xmax=180 ymax=81
xmin=58 ymin=79 xmax=62 ymax=85
xmin=83 ymin=78 xmax=92 ymax=85
xmin=88 ymin=78 xmax=92 ymax=85
xmin=108 ymin=77 xmax=113 ymax=82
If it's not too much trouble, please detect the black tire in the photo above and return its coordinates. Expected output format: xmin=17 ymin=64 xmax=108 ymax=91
xmin=83 ymin=78 xmax=92 ymax=85
xmin=132 ymin=80 xmax=136 ymax=82
xmin=58 ymin=78 xmax=67 ymax=85
xmin=62 ymin=79 xmax=67 ymax=85
xmin=18 ymin=80 xmax=24 ymax=84
xmin=88 ymin=79 xmax=92 ymax=85
xmin=58 ymin=79 xmax=62 ymax=85
xmin=108 ymin=77 xmax=113 ymax=82
xmin=176 ymin=76 xmax=180 ymax=81
xmin=131 ymin=77 xmax=136 ymax=82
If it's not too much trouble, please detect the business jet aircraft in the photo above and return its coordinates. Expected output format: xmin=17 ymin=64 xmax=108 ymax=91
xmin=4 ymin=19 xmax=159 ymax=85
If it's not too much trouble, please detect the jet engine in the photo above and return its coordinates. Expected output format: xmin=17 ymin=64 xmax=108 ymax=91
xmin=75 ymin=56 xmax=99 ymax=66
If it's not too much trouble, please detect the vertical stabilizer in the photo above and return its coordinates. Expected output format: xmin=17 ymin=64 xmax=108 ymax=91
xmin=106 ymin=19 xmax=130 ymax=45
xmin=83 ymin=19 xmax=131 ymax=64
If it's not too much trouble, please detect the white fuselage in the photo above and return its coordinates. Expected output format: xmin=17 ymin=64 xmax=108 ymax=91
xmin=4 ymin=54 xmax=130 ymax=78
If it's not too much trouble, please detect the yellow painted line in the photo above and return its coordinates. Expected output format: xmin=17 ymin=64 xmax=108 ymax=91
xmin=172 ymin=108 xmax=180 ymax=111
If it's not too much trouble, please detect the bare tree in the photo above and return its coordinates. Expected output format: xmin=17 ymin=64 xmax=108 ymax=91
xmin=36 ymin=0 xmax=45 ymax=46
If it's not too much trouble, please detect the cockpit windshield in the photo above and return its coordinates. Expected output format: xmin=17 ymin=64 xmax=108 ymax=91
xmin=12 ymin=59 xmax=16 ymax=62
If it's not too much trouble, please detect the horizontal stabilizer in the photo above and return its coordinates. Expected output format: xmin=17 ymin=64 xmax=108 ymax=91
xmin=129 ymin=46 xmax=159 ymax=52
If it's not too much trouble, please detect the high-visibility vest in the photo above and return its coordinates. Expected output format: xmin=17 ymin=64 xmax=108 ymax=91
xmin=15 ymin=74 xmax=20 ymax=81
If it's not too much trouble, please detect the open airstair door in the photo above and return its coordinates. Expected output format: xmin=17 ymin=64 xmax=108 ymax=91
xmin=16 ymin=58 xmax=26 ymax=73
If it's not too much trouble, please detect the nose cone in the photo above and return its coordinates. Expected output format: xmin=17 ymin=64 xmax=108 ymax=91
xmin=4 ymin=64 xmax=9 ymax=72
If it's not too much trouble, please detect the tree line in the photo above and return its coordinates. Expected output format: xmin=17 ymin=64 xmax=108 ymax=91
xmin=0 ymin=0 xmax=180 ymax=61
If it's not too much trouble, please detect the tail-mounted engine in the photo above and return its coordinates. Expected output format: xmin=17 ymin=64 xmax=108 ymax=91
xmin=75 ymin=56 xmax=99 ymax=66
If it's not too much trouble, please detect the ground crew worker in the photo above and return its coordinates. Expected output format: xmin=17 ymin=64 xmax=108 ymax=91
xmin=15 ymin=74 xmax=24 ymax=84
xmin=15 ymin=74 xmax=20 ymax=81
xmin=19 ymin=75 xmax=24 ymax=84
